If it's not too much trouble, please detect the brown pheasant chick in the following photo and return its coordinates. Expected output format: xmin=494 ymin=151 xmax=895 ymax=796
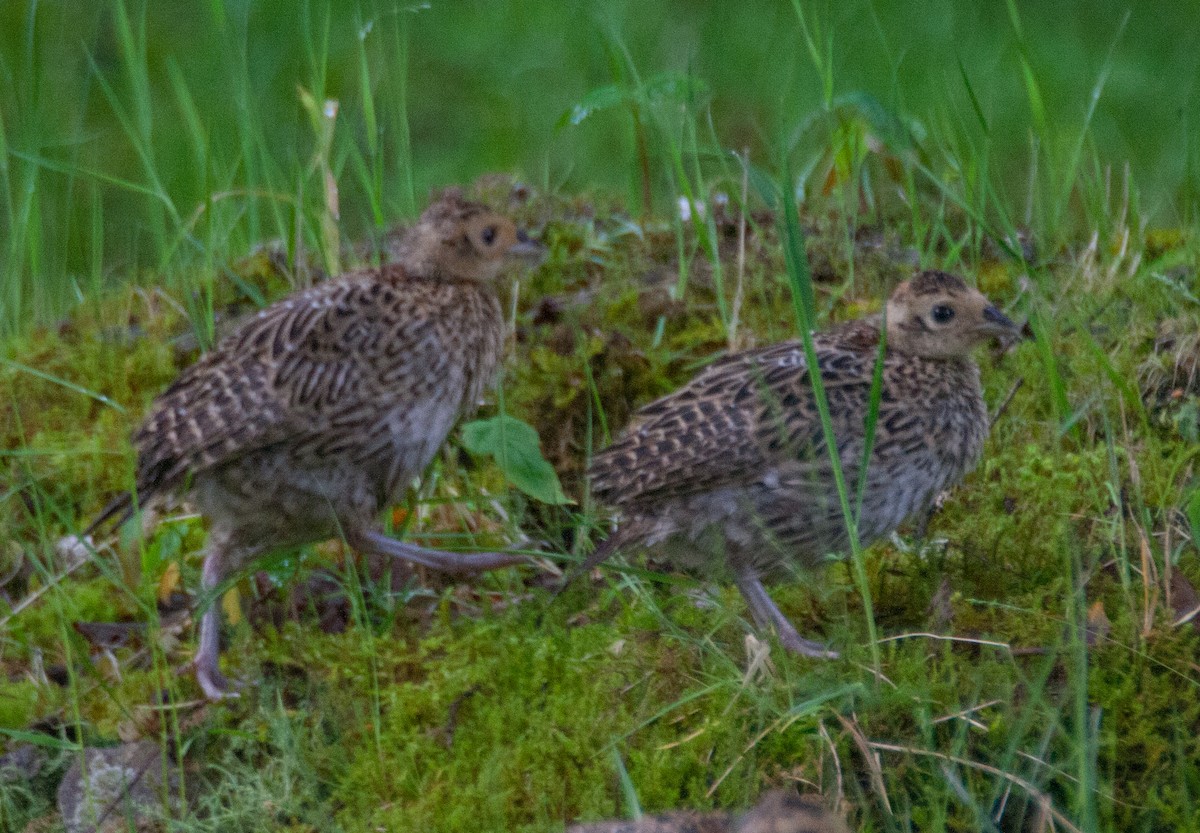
xmin=587 ymin=270 xmax=1021 ymax=658
xmin=734 ymin=791 xmax=850 ymax=833
xmin=566 ymin=789 xmax=848 ymax=833
xmin=88 ymin=194 xmax=541 ymax=698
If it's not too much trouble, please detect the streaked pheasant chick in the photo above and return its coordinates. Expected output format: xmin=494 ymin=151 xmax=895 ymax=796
xmin=88 ymin=193 xmax=541 ymax=698
xmin=586 ymin=270 xmax=1021 ymax=658
xmin=567 ymin=789 xmax=850 ymax=833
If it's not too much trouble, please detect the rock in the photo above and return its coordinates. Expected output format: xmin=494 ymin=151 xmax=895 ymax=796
xmin=54 ymin=535 xmax=92 ymax=572
xmin=56 ymin=741 xmax=182 ymax=833
xmin=0 ymin=742 xmax=46 ymax=783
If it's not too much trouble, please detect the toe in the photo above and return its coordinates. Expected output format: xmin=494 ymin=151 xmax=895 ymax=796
xmin=777 ymin=631 xmax=840 ymax=660
xmin=196 ymin=664 xmax=242 ymax=701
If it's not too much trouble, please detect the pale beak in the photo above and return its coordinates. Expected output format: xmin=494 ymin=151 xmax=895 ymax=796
xmin=980 ymin=304 xmax=1025 ymax=344
xmin=509 ymin=229 xmax=547 ymax=264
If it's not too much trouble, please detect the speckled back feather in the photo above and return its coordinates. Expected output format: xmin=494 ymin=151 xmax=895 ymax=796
xmin=585 ymin=269 xmax=1016 ymax=582
xmin=133 ymin=268 xmax=503 ymax=502
xmin=87 ymin=195 xmax=518 ymax=536
xmin=589 ymin=320 xmax=882 ymax=507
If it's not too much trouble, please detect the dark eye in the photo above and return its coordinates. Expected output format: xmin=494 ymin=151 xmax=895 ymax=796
xmin=480 ymin=225 xmax=497 ymax=246
xmin=931 ymin=304 xmax=955 ymax=323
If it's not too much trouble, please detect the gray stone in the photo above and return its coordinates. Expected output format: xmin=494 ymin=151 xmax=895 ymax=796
xmin=0 ymin=742 xmax=46 ymax=783
xmin=56 ymin=741 xmax=182 ymax=833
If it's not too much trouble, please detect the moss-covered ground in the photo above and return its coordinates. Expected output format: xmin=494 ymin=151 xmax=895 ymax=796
xmin=4 ymin=2 xmax=1200 ymax=829
xmin=3 ymin=177 xmax=1199 ymax=831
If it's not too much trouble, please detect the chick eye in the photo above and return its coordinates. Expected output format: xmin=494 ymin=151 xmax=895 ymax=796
xmin=931 ymin=304 xmax=955 ymax=324
xmin=479 ymin=225 xmax=497 ymax=246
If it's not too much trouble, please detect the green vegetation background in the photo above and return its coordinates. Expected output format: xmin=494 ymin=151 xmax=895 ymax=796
xmin=3 ymin=0 xmax=1199 ymax=327
xmin=2 ymin=2 xmax=1200 ymax=832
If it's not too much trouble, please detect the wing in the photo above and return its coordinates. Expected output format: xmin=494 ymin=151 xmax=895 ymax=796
xmin=588 ymin=335 xmax=877 ymax=507
xmin=131 ymin=269 xmax=482 ymax=499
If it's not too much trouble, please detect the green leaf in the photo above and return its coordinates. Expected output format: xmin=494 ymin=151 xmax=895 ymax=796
xmin=556 ymin=83 xmax=628 ymax=129
xmin=556 ymin=72 xmax=710 ymax=131
xmin=0 ymin=727 xmax=83 ymax=752
xmin=641 ymin=72 xmax=710 ymax=107
xmin=461 ymin=415 xmax=572 ymax=505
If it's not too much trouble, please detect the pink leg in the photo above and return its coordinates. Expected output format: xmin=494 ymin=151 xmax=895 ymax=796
xmin=347 ymin=528 xmax=523 ymax=573
xmin=195 ymin=529 xmax=243 ymax=700
xmin=733 ymin=565 xmax=839 ymax=659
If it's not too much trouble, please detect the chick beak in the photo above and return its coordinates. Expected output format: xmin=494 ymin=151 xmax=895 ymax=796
xmin=980 ymin=304 xmax=1025 ymax=344
xmin=509 ymin=229 xmax=547 ymax=264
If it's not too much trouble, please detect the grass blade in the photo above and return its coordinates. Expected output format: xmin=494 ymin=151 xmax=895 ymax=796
xmin=778 ymin=165 xmax=882 ymax=677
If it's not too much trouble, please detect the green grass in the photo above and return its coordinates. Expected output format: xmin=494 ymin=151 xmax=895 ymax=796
xmin=3 ymin=2 xmax=1200 ymax=832
xmin=3 ymin=0 xmax=1199 ymax=333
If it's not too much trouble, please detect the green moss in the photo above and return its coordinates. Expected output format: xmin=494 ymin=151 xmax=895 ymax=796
xmin=2 ymin=194 xmax=1200 ymax=833
xmin=317 ymin=600 xmax=859 ymax=832
xmin=2 ymin=578 xmax=130 ymax=666
xmin=0 ymin=679 xmax=40 ymax=730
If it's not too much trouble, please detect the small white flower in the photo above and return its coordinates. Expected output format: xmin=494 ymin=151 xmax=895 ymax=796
xmin=677 ymin=197 xmax=706 ymax=223
xmin=56 ymin=534 xmax=93 ymax=569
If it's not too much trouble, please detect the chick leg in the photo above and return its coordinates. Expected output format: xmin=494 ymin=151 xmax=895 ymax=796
xmin=195 ymin=529 xmax=241 ymax=700
xmin=348 ymin=528 xmax=523 ymax=574
xmin=733 ymin=565 xmax=839 ymax=659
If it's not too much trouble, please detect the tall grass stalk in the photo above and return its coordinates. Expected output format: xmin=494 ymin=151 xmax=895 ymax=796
xmin=790 ymin=0 xmax=834 ymax=109
xmin=777 ymin=168 xmax=882 ymax=678
xmin=1004 ymin=0 xmax=1129 ymax=249
xmin=94 ymin=1 xmax=179 ymax=254
xmin=611 ymin=747 xmax=643 ymax=821
xmin=1066 ymin=539 xmax=1100 ymax=830
xmin=351 ymin=11 xmax=385 ymax=240
xmin=660 ymin=108 xmax=730 ymax=332
xmin=385 ymin=8 xmax=417 ymax=218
